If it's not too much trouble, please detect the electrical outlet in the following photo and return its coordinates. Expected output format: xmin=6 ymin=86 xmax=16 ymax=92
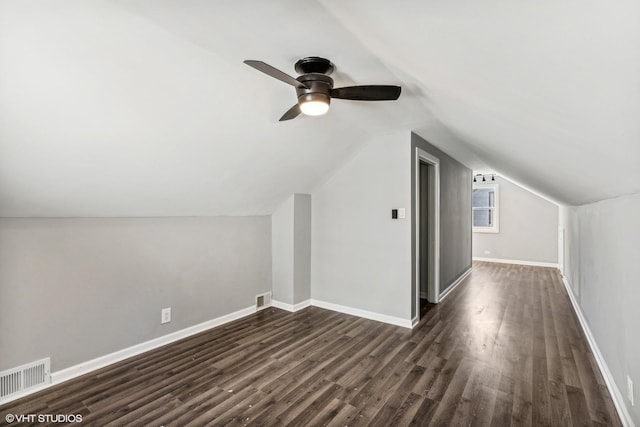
xmin=628 ymin=376 xmax=634 ymax=406
xmin=161 ymin=307 xmax=171 ymax=324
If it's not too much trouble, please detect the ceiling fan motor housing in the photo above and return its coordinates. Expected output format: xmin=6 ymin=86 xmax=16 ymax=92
xmin=294 ymin=57 xmax=335 ymax=75
xmin=295 ymin=74 xmax=333 ymax=107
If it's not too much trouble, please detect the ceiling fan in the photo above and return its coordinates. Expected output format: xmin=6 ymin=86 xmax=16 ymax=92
xmin=243 ymin=56 xmax=401 ymax=121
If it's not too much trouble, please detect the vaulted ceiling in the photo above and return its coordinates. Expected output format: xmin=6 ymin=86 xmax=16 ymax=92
xmin=1 ymin=0 xmax=638 ymax=216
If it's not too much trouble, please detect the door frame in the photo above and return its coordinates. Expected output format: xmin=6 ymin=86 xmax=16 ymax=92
xmin=414 ymin=147 xmax=441 ymax=318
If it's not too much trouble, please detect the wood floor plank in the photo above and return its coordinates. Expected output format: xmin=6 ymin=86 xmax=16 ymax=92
xmin=339 ymin=340 xmax=416 ymax=404
xmin=368 ymin=370 xmax=422 ymax=427
xmin=573 ymin=347 xmax=620 ymax=426
xmin=286 ymin=382 xmax=343 ymax=426
xmin=425 ymin=347 xmax=467 ymax=402
xmin=383 ymin=392 xmax=424 ymax=427
xmin=182 ymin=387 xmax=259 ymax=427
xmin=427 ymin=355 xmax=475 ymax=426
xmin=323 ymin=402 xmax=361 ymax=427
xmin=303 ymin=397 xmax=346 ymax=427
xmin=411 ymin=356 xmax=446 ymax=396
xmin=566 ymin=384 xmax=593 ymax=427
xmin=351 ymin=359 xmax=416 ymax=421
xmin=407 ymin=396 xmax=439 ymax=426
xmin=490 ymin=389 xmax=514 ymax=427
xmin=0 ymin=262 xmax=622 ymax=426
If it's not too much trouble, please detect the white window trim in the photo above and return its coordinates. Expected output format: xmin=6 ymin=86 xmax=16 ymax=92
xmin=472 ymin=183 xmax=499 ymax=233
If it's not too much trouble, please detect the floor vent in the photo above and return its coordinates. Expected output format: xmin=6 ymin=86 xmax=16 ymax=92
xmin=256 ymin=292 xmax=272 ymax=311
xmin=0 ymin=358 xmax=51 ymax=401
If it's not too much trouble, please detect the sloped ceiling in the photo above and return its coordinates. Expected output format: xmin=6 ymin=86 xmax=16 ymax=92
xmin=320 ymin=0 xmax=640 ymax=205
xmin=1 ymin=0 xmax=638 ymax=216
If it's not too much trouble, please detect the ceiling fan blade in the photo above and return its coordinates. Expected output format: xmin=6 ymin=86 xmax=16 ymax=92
xmin=244 ymin=60 xmax=308 ymax=89
xmin=279 ymin=104 xmax=301 ymax=121
xmin=331 ymin=85 xmax=401 ymax=101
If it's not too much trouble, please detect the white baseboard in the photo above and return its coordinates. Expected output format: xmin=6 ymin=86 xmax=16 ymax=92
xmin=0 ymin=305 xmax=258 ymax=405
xmin=309 ymin=299 xmax=412 ymax=329
xmin=439 ymin=267 xmax=472 ymax=302
xmin=412 ymin=316 xmax=419 ymax=327
xmin=271 ymin=299 xmax=311 ymax=312
xmin=419 ymin=291 xmax=428 ymax=300
xmin=1 ymin=305 xmax=256 ymax=405
xmin=561 ymin=276 xmax=634 ymax=427
xmin=473 ymin=257 xmax=559 ymax=268
xmin=273 ymin=298 xmax=412 ymax=329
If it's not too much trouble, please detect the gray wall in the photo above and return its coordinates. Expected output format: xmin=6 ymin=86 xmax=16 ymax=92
xmin=311 ymin=131 xmax=412 ymax=320
xmin=561 ymin=193 xmax=640 ymax=426
xmin=311 ymin=131 xmax=472 ymax=321
xmin=411 ymin=132 xmax=472 ymax=308
xmin=559 ymin=205 xmax=580 ymax=298
xmin=271 ymin=193 xmax=311 ymax=305
xmin=272 ymin=195 xmax=295 ymax=304
xmin=293 ymin=194 xmax=311 ymax=304
xmin=473 ymin=176 xmax=558 ymax=264
xmin=0 ymin=216 xmax=271 ymax=372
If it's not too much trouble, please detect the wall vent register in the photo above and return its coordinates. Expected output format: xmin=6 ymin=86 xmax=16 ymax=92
xmin=0 ymin=358 xmax=51 ymax=403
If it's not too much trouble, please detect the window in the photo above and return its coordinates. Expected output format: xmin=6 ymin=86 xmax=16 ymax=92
xmin=472 ymin=183 xmax=499 ymax=233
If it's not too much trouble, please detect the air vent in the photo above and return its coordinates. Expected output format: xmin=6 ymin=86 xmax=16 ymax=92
xmin=256 ymin=292 xmax=272 ymax=311
xmin=0 ymin=358 xmax=51 ymax=402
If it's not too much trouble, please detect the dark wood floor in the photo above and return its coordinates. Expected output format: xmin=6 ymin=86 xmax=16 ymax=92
xmin=0 ymin=262 xmax=621 ymax=426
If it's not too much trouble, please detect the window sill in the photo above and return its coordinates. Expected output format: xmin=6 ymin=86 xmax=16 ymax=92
xmin=473 ymin=228 xmax=499 ymax=234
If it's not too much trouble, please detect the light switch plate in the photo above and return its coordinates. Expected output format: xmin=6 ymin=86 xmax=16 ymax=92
xmin=398 ymin=208 xmax=406 ymax=219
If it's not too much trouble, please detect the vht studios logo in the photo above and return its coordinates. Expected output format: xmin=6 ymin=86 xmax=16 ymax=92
xmin=5 ymin=413 xmax=83 ymax=423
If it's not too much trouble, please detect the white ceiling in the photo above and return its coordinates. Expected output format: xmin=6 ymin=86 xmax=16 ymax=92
xmin=1 ymin=0 xmax=638 ymax=216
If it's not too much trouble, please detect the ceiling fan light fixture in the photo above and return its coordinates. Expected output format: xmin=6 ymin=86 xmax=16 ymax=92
xmin=243 ymin=57 xmax=401 ymax=121
xmin=299 ymin=93 xmax=330 ymax=116
xmin=300 ymin=100 xmax=329 ymax=116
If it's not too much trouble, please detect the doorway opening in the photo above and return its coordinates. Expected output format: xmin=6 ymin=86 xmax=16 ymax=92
xmin=414 ymin=148 xmax=440 ymax=324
